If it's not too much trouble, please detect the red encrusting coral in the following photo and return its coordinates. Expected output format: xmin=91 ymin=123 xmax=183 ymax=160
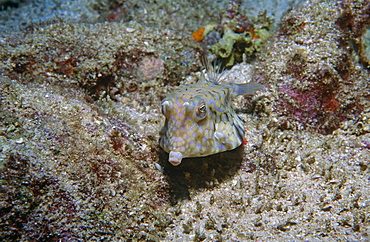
xmin=322 ymin=95 xmax=339 ymax=113
xmin=55 ymin=57 xmax=78 ymax=76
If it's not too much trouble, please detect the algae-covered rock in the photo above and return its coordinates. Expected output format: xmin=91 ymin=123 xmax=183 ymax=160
xmin=209 ymin=26 xmax=271 ymax=66
xmin=194 ymin=1 xmax=273 ymax=66
xmin=209 ymin=27 xmax=251 ymax=64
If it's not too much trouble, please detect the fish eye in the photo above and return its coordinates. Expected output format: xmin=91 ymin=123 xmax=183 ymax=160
xmin=196 ymin=102 xmax=207 ymax=119
xmin=198 ymin=104 xmax=206 ymax=113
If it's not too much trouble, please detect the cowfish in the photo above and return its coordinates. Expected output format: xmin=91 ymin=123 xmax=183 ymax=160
xmin=159 ymin=62 xmax=264 ymax=166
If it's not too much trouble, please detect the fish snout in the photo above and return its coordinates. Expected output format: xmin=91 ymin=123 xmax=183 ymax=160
xmin=169 ymin=151 xmax=183 ymax=166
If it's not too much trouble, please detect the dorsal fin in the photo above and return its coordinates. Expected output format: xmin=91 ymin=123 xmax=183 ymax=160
xmin=201 ymin=57 xmax=227 ymax=84
xmin=200 ymin=57 xmax=265 ymax=95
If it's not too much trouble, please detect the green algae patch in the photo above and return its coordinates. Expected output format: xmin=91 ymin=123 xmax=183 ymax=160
xmin=192 ymin=1 xmax=273 ymax=66
xmin=209 ymin=27 xmax=271 ymax=66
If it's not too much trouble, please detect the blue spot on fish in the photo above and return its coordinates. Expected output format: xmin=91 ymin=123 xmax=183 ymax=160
xmin=214 ymin=105 xmax=223 ymax=112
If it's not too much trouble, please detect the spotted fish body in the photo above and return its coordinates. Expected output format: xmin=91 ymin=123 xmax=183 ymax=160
xmin=159 ymin=67 xmax=263 ymax=166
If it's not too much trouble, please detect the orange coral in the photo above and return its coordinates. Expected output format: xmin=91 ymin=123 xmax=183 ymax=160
xmin=238 ymin=28 xmax=260 ymax=40
xmin=192 ymin=27 xmax=205 ymax=42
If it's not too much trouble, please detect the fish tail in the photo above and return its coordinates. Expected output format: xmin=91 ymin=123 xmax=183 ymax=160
xmin=231 ymin=83 xmax=265 ymax=96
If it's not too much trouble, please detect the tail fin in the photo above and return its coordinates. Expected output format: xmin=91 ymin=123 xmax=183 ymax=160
xmin=230 ymin=83 xmax=265 ymax=96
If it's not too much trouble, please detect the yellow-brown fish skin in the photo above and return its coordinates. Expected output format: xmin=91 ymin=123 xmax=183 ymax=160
xmin=159 ymin=69 xmax=263 ymax=166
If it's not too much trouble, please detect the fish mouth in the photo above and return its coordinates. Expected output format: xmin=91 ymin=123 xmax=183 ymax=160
xmin=169 ymin=151 xmax=183 ymax=166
